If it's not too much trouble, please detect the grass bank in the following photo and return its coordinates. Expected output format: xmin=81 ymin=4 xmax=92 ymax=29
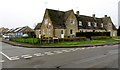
xmin=39 ymin=38 xmax=117 ymax=45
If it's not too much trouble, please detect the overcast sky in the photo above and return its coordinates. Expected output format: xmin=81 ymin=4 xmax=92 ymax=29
xmin=0 ymin=0 xmax=119 ymax=29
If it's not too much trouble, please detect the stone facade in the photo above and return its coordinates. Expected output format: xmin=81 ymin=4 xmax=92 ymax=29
xmin=34 ymin=9 xmax=117 ymax=38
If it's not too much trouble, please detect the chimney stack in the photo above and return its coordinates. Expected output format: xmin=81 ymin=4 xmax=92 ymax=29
xmin=76 ymin=11 xmax=80 ymax=16
xmin=92 ymin=14 xmax=95 ymax=17
xmin=105 ymin=15 xmax=107 ymax=17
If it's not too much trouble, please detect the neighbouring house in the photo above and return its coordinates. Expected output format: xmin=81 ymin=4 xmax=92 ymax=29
xmin=34 ymin=23 xmax=42 ymax=38
xmin=34 ymin=9 xmax=117 ymax=38
xmin=0 ymin=27 xmax=9 ymax=37
xmin=6 ymin=26 xmax=35 ymax=38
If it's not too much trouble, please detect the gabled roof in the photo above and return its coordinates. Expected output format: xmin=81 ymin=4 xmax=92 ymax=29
xmin=47 ymin=9 xmax=66 ymax=29
xmin=102 ymin=17 xmax=117 ymax=30
xmin=7 ymin=26 xmax=34 ymax=33
xmin=75 ymin=14 xmax=105 ymax=30
xmin=34 ymin=23 xmax=42 ymax=30
xmin=18 ymin=26 xmax=34 ymax=32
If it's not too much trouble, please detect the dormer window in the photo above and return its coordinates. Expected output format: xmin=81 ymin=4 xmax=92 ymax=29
xmin=88 ymin=22 xmax=91 ymax=26
xmin=94 ymin=22 xmax=97 ymax=27
xmin=44 ymin=19 xmax=48 ymax=24
xmin=70 ymin=19 xmax=74 ymax=24
xmin=79 ymin=21 xmax=82 ymax=26
xmin=101 ymin=23 xmax=104 ymax=27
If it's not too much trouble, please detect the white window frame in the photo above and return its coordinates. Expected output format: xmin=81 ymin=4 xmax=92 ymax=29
xmin=101 ymin=23 xmax=104 ymax=27
xmin=70 ymin=19 xmax=75 ymax=24
xmin=79 ymin=21 xmax=82 ymax=26
xmin=94 ymin=22 xmax=97 ymax=27
xmin=88 ymin=22 xmax=91 ymax=26
xmin=109 ymin=23 xmax=112 ymax=27
xmin=70 ymin=29 xmax=74 ymax=35
xmin=43 ymin=29 xmax=45 ymax=34
xmin=44 ymin=19 xmax=48 ymax=24
xmin=61 ymin=29 xmax=64 ymax=34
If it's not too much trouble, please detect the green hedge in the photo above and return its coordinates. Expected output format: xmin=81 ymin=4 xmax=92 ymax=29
xmin=10 ymin=38 xmax=40 ymax=44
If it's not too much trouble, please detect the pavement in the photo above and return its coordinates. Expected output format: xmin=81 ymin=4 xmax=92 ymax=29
xmin=1 ymin=38 xmax=120 ymax=48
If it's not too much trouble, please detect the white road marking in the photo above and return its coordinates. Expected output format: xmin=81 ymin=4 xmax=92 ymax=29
xmin=53 ymin=51 xmax=63 ymax=54
xmin=21 ymin=55 xmax=32 ymax=59
xmin=0 ymin=60 xmax=4 ymax=63
xmin=44 ymin=52 xmax=54 ymax=55
xmin=81 ymin=48 xmax=85 ymax=50
xmin=61 ymin=50 xmax=71 ymax=52
xmin=0 ymin=51 xmax=11 ymax=60
xmin=34 ymin=53 xmax=44 ymax=56
xmin=69 ymin=49 xmax=76 ymax=51
xmin=10 ymin=56 xmax=20 ymax=60
xmin=75 ymin=48 xmax=81 ymax=50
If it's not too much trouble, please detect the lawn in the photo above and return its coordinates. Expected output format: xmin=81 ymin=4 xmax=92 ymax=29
xmin=39 ymin=38 xmax=117 ymax=45
xmin=112 ymin=36 xmax=120 ymax=39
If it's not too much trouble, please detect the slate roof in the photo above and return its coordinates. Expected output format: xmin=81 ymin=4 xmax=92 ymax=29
xmin=35 ymin=9 xmax=117 ymax=30
xmin=75 ymin=14 xmax=105 ymax=30
xmin=7 ymin=26 xmax=34 ymax=33
xmin=47 ymin=9 xmax=66 ymax=29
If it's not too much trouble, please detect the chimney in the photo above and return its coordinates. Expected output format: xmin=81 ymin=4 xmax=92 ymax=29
xmin=76 ymin=11 xmax=80 ymax=16
xmin=104 ymin=15 xmax=107 ymax=17
xmin=92 ymin=14 xmax=95 ymax=17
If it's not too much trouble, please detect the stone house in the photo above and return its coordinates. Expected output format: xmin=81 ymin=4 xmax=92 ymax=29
xmin=34 ymin=9 xmax=117 ymax=38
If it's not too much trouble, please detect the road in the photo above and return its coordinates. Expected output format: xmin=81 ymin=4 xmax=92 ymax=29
xmin=0 ymin=39 xmax=119 ymax=69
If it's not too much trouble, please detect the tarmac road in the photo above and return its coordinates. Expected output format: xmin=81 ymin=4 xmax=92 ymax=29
xmin=0 ymin=39 xmax=119 ymax=69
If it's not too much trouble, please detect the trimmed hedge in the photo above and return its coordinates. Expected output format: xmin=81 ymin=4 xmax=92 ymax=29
xmin=91 ymin=36 xmax=111 ymax=40
xmin=76 ymin=32 xmax=110 ymax=38
xmin=10 ymin=38 xmax=40 ymax=44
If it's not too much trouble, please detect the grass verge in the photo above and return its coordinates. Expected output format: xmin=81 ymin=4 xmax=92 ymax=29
xmin=39 ymin=38 xmax=117 ymax=45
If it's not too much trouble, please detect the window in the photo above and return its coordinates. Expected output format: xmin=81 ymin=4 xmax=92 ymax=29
xmin=94 ymin=22 xmax=97 ymax=27
xmin=109 ymin=23 xmax=112 ymax=26
xmin=79 ymin=21 xmax=82 ymax=26
xmin=61 ymin=30 xmax=64 ymax=34
xmin=70 ymin=29 xmax=74 ymax=35
xmin=44 ymin=19 xmax=48 ymax=24
xmin=43 ymin=29 xmax=45 ymax=34
xmin=101 ymin=23 xmax=104 ymax=27
xmin=70 ymin=19 xmax=74 ymax=24
xmin=88 ymin=22 xmax=91 ymax=26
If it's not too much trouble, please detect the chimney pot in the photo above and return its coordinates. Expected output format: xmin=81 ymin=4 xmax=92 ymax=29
xmin=105 ymin=15 xmax=107 ymax=17
xmin=76 ymin=11 xmax=80 ymax=16
xmin=92 ymin=14 xmax=95 ymax=17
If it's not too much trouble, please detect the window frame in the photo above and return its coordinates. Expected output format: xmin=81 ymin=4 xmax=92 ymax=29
xmin=70 ymin=29 xmax=74 ymax=35
xmin=94 ymin=22 xmax=97 ymax=27
xmin=61 ymin=29 xmax=64 ymax=34
xmin=79 ymin=21 xmax=82 ymax=26
xmin=101 ymin=23 xmax=104 ymax=27
xmin=88 ymin=22 xmax=91 ymax=26
xmin=44 ymin=19 xmax=48 ymax=24
xmin=70 ymin=19 xmax=75 ymax=24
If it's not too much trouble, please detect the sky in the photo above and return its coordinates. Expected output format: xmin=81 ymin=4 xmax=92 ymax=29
xmin=0 ymin=0 xmax=120 ymax=29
